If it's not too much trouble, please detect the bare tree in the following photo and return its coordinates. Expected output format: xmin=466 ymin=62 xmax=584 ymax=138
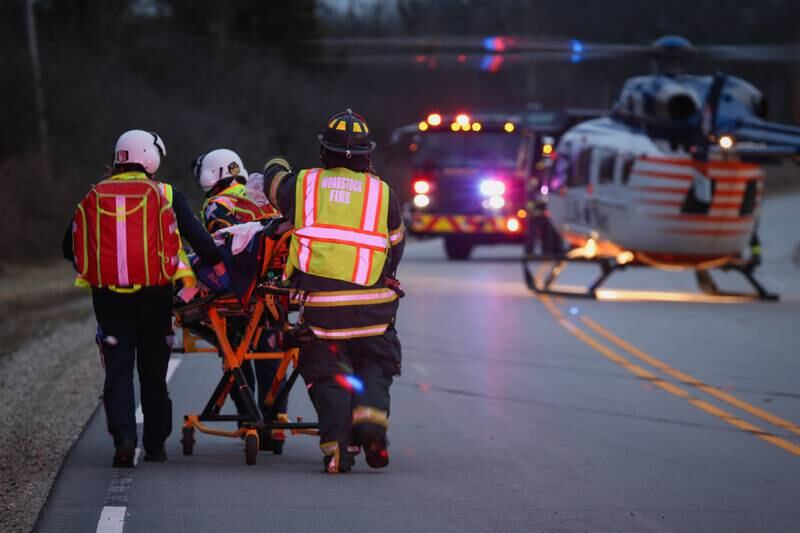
xmin=25 ymin=0 xmax=51 ymax=181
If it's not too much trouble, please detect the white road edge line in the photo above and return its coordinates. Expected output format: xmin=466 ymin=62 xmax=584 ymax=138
xmin=97 ymin=356 xmax=182 ymax=533
xmin=96 ymin=506 xmax=126 ymax=533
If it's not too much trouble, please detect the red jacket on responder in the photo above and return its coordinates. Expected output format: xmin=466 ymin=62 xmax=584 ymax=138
xmin=263 ymin=159 xmax=405 ymax=340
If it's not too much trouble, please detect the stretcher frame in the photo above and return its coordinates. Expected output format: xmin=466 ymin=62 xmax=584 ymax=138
xmin=173 ymin=230 xmax=319 ymax=465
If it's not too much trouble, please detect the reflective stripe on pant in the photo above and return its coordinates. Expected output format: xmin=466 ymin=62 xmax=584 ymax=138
xmin=298 ymin=328 xmax=401 ymax=457
xmin=91 ymin=286 xmax=173 ymax=452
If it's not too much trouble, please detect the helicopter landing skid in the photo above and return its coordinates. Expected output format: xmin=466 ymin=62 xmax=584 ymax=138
xmin=522 ymin=255 xmax=779 ymax=301
xmin=695 ymin=262 xmax=779 ymax=301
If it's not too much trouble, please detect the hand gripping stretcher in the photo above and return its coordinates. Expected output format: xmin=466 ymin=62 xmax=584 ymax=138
xmin=172 ymin=223 xmax=318 ymax=465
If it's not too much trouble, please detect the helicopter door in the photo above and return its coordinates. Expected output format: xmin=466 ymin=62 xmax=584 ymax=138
xmin=561 ymin=146 xmax=593 ymax=230
xmin=589 ymin=147 xmax=619 ymax=234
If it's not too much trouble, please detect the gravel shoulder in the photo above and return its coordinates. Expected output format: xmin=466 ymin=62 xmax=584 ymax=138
xmin=0 ymin=262 xmax=100 ymax=533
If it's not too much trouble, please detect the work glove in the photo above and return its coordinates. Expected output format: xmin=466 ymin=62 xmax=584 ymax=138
xmin=385 ymin=277 xmax=405 ymax=298
xmin=283 ymin=323 xmax=318 ymax=348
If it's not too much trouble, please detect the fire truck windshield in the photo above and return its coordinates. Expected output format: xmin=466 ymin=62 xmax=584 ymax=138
xmin=413 ymin=132 xmax=520 ymax=168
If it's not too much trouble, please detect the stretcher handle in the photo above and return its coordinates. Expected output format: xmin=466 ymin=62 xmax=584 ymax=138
xmin=255 ymin=283 xmax=303 ymax=298
xmin=173 ymin=291 xmax=232 ymax=312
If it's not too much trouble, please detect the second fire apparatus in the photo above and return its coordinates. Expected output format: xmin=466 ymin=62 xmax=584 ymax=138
xmin=392 ymin=110 xmax=572 ymax=259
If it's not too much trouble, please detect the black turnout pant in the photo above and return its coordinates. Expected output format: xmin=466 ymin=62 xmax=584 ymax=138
xmin=92 ymin=286 xmax=173 ymax=453
xmin=299 ymin=328 xmax=402 ymax=457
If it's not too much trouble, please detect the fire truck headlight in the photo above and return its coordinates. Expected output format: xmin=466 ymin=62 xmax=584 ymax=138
xmin=413 ymin=180 xmax=431 ymax=194
xmin=413 ymin=194 xmax=430 ymax=208
xmin=479 ymin=179 xmax=505 ymax=196
xmin=488 ymin=195 xmax=505 ymax=209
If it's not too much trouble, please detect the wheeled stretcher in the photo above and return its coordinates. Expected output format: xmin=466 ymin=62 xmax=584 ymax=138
xmin=172 ymin=225 xmax=318 ymax=465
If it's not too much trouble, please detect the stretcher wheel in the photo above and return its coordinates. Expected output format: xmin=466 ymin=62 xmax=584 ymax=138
xmin=244 ymin=434 xmax=258 ymax=465
xmin=181 ymin=427 xmax=195 ymax=456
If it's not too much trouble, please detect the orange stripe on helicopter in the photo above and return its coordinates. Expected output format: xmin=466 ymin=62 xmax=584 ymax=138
xmin=635 ymin=170 xmax=692 ymax=181
xmin=635 ymin=170 xmax=759 ymax=184
xmin=634 ymin=186 xmax=688 ymax=194
xmin=639 ymin=199 xmax=756 ymax=209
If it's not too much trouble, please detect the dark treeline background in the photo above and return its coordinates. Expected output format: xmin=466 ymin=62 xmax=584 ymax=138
xmin=2 ymin=0 xmax=798 ymax=262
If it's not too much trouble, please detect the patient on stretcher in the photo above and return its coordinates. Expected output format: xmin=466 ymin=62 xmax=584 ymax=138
xmin=180 ymin=217 xmax=292 ymax=302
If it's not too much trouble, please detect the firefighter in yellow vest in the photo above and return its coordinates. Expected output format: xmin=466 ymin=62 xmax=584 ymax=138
xmin=263 ymin=109 xmax=405 ymax=473
xmin=192 ymin=148 xmax=289 ymax=451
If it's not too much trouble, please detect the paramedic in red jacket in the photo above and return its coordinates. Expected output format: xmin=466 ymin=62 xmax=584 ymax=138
xmin=63 ymin=130 xmax=225 ymax=468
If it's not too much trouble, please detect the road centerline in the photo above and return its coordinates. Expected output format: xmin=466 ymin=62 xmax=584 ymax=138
xmin=580 ymin=315 xmax=800 ymax=438
xmin=537 ymin=296 xmax=800 ymax=457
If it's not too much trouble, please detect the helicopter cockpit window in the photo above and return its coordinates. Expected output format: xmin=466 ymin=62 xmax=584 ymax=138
xmin=568 ymin=147 xmax=591 ymax=187
xmin=597 ymin=150 xmax=616 ymax=185
xmin=619 ymin=154 xmax=635 ymax=185
xmin=549 ymin=152 xmax=570 ymax=192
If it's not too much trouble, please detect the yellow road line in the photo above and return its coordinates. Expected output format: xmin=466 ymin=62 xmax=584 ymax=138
xmin=538 ymin=296 xmax=800 ymax=457
xmin=580 ymin=315 xmax=800 ymax=438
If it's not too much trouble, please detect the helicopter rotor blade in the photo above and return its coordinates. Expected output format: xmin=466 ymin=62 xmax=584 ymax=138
xmin=307 ymin=36 xmax=800 ymax=64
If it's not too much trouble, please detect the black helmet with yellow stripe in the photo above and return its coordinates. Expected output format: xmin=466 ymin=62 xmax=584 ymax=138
xmin=318 ymin=108 xmax=376 ymax=157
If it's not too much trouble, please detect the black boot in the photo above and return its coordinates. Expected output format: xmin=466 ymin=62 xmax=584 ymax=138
xmin=143 ymin=445 xmax=167 ymax=462
xmin=323 ymin=452 xmax=354 ymax=474
xmin=113 ymin=438 xmax=136 ymax=468
xmin=358 ymin=423 xmax=389 ymax=469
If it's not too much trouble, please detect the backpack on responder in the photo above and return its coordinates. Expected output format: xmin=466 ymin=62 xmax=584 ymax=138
xmin=72 ymin=177 xmax=181 ymax=288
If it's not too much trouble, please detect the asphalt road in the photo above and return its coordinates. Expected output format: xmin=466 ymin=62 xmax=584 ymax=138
xmin=36 ymin=205 xmax=800 ymax=532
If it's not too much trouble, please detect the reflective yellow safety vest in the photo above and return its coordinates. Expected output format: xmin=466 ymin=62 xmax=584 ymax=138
xmin=158 ymin=183 xmax=196 ymax=288
xmin=286 ymin=167 xmax=390 ymax=287
xmin=75 ymin=180 xmax=196 ymax=290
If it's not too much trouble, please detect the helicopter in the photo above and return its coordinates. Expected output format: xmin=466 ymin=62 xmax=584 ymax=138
xmin=520 ymin=35 xmax=800 ymax=301
xmin=312 ymin=34 xmax=800 ymax=299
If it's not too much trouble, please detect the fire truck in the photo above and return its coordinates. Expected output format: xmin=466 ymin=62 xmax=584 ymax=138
xmin=392 ymin=109 xmax=580 ymax=259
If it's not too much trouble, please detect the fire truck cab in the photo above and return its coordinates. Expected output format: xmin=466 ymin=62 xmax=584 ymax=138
xmin=392 ymin=110 xmax=569 ymax=260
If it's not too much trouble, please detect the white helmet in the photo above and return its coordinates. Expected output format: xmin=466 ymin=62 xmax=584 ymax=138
xmin=193 ymin=148 xmax=248 ymax=192
xmin=113 ymin=130 xmax=166 ymax=175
